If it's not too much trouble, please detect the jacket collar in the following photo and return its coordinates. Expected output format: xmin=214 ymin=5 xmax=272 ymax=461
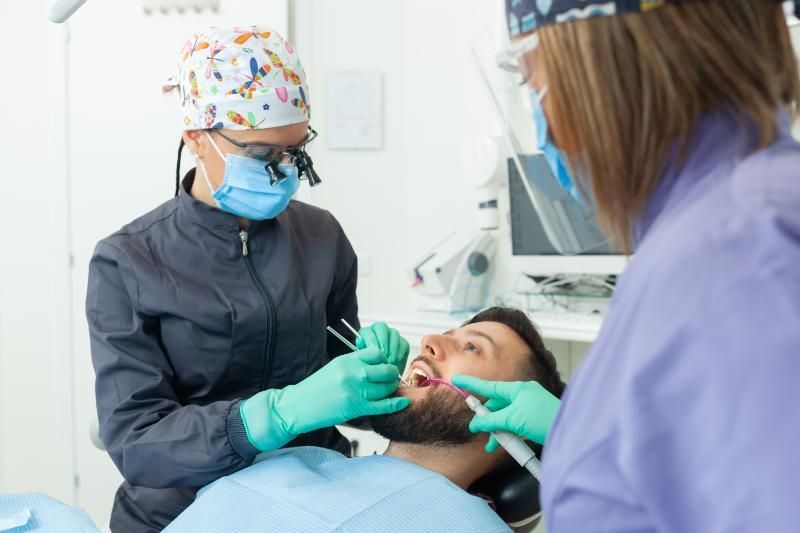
xmin=178 ymin=169 xmax=248 ymax=231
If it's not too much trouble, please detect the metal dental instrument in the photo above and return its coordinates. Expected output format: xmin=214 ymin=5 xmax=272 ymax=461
xmin=326 ymin=326 xmax=358 ymax=352
xmin=333 ymin=320 xmax=412 ymax=387
xmin=423 ymin=377 xmax=543 ymax=480
xmin=340 ymin=318 xmax=362 ymax=341
xmin=325 ymin=319 xmax=410 ymax=387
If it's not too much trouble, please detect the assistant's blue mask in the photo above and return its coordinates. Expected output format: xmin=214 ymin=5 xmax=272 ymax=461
xmin=200 ymin=132 xmax=300 ymax=221
xmin=529 ymin=88 xmax=583 ymax=203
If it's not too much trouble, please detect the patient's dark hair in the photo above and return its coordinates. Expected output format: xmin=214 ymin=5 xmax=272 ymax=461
xmin=464 ymin=307 xmax=566 ymax=398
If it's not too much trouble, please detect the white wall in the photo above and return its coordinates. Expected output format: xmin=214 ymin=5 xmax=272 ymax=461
xmin=292 ymin=0 xmax=510 ymax=317
xmin=0 ymin=0 xmax=76 ymax=504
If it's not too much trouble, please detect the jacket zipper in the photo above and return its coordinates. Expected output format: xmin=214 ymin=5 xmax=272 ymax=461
xmin=239 ymin=230 xmax=278 ymax=390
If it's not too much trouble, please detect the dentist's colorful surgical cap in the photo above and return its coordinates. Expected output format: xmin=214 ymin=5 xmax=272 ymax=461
xmin=163 ymin=26 xmax=309 ymax=131
xmin=506 ymin=0 xmax=717 ymax=37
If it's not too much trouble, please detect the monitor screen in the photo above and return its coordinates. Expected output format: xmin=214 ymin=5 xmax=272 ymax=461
xmin=508 ymin=155 xmax=620 ymax=256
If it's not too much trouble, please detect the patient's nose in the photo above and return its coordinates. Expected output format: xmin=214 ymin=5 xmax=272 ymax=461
xmin=420 ymin=334 xmax=453 ymax=362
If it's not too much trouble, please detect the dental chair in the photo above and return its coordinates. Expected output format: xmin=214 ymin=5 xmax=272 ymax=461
xmin=90 ymin=414 xmax=105 ymax=451
xmin=469 ymin=443 xmax=544 ymax=531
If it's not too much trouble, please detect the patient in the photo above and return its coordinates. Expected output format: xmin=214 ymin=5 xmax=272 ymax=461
xmin=165 ymin=307 xmax=565 ymax=533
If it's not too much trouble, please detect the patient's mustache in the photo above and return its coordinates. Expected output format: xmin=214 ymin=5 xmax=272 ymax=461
xmin=410 ymin=355 xmax=442 ymax=379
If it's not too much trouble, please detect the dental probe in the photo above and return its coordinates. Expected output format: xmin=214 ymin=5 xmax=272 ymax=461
xmin=423 ymin=378 xmax=543 ymax=480
xmin=326 ymin=326 xmax=411 ymax=387
xmin=326 ymin=326 xmax=358 ymax=352
xmin=340 ymin=318 xmax=362 ymax=341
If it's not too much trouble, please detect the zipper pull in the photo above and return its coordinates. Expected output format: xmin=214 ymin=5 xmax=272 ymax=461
xmin=239 ymin=230 xmax=249 ymax=256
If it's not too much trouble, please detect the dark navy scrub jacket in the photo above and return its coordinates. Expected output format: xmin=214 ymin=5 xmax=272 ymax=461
xmin=86 ymin=172 xmax=359 ymax=533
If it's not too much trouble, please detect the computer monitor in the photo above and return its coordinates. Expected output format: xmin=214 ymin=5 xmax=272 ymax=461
xmin=508 ymin=155 xmax=628 ymax=275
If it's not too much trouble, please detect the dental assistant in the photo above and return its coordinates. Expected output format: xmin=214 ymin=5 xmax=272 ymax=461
xmin=86 ymin=27 xmax=410 ymax=533
xmin=455 ymin=1 xmax=800 ymax=531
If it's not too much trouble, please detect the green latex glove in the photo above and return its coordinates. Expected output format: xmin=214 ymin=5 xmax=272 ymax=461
xmin=241 ymin=347 xmax=410 ymax=451
xmin=451 ymin=375 xmax=561 ymax=451
xmin=355 ymin=322 xmax=410 ymax=374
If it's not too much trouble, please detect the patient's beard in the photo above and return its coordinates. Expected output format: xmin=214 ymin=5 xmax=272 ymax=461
xmin=370 ymin=387 xmax=474 ymax=446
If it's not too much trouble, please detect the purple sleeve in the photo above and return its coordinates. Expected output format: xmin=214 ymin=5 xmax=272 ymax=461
xmin=618 ymin=269 xmax=800 ymax=532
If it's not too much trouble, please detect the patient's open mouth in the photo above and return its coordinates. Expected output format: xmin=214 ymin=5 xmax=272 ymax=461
xmin=402 ymin=359 xmax=437 ymax=388
xmin=399 ymin=359 xmax=469 ymax=400
xmin=408 ymin=368 xmax=429 ymax=387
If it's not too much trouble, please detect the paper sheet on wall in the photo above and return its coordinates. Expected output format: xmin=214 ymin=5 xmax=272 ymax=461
xmin=326 ymin=71 xmax=383 ymax=150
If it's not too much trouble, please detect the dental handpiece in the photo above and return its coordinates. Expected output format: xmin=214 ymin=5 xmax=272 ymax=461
xmin=465 ymin=395 xmax=543 ymax=480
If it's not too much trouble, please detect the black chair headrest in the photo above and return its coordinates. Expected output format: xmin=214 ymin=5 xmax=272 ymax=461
xmin=468 ymin=443 xmax=543 ymax=529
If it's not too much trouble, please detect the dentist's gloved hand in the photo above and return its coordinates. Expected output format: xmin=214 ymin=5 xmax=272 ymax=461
xmin=451 ymin=375 xmax=561 ymax=450
xmin=356 ymin=322 xmax=410 ymax=374
xmin=241 ymin=347 xmax=409 ymax=452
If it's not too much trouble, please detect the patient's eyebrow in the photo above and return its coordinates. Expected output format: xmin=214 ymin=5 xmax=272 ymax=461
xmin=443 ymin=328 xmax=497 ymax=349
xmin=463 ymin=329 xmax=497 ymax=349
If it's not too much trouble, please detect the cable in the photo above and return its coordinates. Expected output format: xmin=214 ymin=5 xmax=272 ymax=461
xmin=175 ymin=137 xmax=185 ymax=197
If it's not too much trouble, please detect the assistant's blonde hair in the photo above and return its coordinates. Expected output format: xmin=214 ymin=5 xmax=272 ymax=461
xmin=539 ymin=0 xmax=800 ymax=252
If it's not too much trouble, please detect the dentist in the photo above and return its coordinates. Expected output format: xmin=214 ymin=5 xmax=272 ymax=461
xmin=87 ymin=27 xmax=410 ymax=533
xmin=455 ymin=1 xmax=800 ymax=532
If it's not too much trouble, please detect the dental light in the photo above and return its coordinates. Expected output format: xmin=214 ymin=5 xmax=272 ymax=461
xmin=48 ymin=0 xmax=89 ymax=22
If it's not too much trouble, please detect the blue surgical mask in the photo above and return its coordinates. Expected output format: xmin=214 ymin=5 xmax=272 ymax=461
xmin=199 ymin=132 xmax=300 ymax=220
xmin=529 ymin=87 xmax=583 ymax=203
